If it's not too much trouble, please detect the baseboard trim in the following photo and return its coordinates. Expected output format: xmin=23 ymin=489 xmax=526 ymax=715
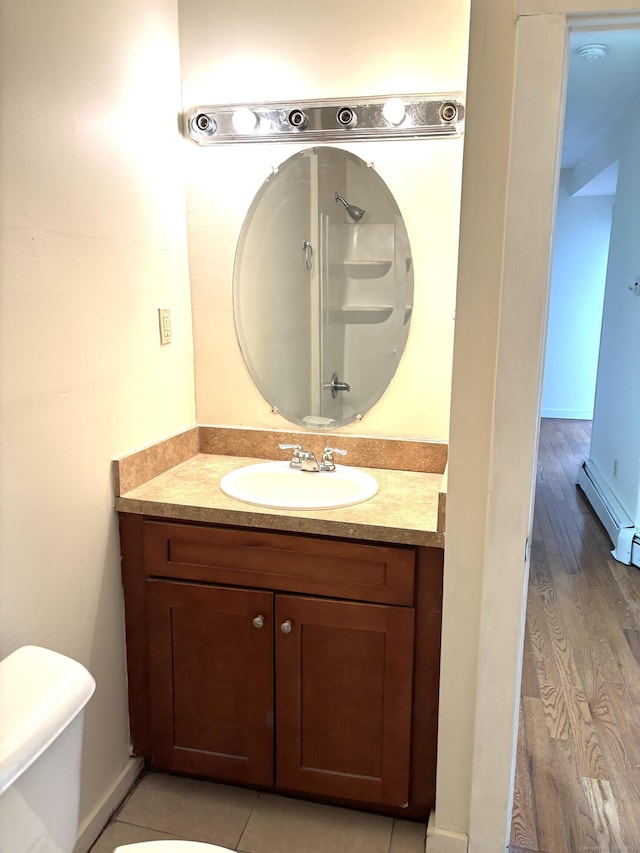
xmin=577 ymin=459 xmax=636 ymax=564
xmin=426 ymin=811 xmax=469 ymax=853
xmin=539 ymin=408 xmax=593 ymax=419
xmin=73 ymin=756 xmax=144 ymax=853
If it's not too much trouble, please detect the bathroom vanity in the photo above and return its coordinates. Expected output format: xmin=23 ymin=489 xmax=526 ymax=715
xmin=115 ymin=428 xmax=446 ymax=820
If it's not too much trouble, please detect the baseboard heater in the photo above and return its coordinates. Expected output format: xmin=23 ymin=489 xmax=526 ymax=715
xmin=577 ymin=459 xmax=640 ymax=568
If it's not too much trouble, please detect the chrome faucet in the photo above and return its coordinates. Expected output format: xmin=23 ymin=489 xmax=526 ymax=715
xmin=320 ymin=447 xmax=347 ymax=471
xmin=279 ymin=443 xmax=303 ymax=469
xmin=279 ymin=443 xmax=347 ymax=472
xmin=300 ymin=450 xmax=320 ymax=472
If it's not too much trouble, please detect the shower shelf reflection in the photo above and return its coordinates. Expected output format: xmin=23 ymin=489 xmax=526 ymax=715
xmin=330 ymin=305 xmax=395 ymax=324
xmin=343 ymin=260 xmax=393 ymax=279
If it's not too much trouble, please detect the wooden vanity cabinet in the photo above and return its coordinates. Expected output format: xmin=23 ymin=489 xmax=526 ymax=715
xmin=119 ymin=514 xmax=443 ymax=818
xmin=146 ymin=580 xmax=274 ymax=787
xmin=274 ymin=593 xmax=414 ymax=806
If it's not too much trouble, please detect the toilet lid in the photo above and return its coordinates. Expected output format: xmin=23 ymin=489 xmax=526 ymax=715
xmin=113 ymin=843 xmax=233 ymax=852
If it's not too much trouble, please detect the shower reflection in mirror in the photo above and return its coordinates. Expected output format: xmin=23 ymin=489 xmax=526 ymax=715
xmin=233 ymin=147 xmax=414 ymax=429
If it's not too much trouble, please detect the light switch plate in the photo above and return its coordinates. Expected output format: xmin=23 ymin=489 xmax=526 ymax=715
xmin=158 ymin=308 xmax=172 ymax=345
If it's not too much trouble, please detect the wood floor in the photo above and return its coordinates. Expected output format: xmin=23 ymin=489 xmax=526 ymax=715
xmin=509 ymin=418 xmax=640 ymax=853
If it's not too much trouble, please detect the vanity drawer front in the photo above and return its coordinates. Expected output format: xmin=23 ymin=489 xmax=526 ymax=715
xmin=143 ymin=521 xmax=415 ymax=605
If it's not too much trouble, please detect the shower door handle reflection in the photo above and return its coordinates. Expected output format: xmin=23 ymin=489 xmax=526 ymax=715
xmin=303 ymin=240 xmax=313 ymax=271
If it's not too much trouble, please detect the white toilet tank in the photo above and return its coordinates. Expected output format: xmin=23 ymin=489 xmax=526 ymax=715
xmin=0 ymin=645 xmax=96 ymax=853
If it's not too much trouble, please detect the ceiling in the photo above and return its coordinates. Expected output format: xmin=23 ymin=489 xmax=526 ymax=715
xmin=562 ymin=26 xmax=640 ymax=193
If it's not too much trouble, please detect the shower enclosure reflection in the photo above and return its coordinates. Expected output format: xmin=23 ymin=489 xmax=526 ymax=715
xmin=233 ymin=146 xmax=414 ymax=429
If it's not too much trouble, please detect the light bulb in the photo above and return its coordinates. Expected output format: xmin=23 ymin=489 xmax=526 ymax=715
xmin=232 ymin=108 xmax=258 ymax=134
xmin=383 ymin=98 xmax=406 ymax=126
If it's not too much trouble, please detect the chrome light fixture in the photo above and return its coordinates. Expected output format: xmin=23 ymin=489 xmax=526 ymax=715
xmin=185 ymin=93 xmax=464 ymax=145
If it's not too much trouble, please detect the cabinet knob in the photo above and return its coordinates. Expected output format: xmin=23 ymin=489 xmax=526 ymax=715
xmin=280 ymin=620 xmax=293 ymax=634
xmin=252 ymin=615 xmax=265 ymax=629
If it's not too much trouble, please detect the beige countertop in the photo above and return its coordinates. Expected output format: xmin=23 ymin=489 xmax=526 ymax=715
xmin=115 ymin=452 xmax=445 ymax=548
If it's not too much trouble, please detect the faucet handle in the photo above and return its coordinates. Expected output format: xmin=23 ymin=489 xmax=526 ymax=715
xmin=279 ymin=443 xmax=303 ymax=468
xmin=320 ymin=447 xmax=347 ymax=472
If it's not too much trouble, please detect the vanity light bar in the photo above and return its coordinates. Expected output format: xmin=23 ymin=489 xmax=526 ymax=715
xmin=185 ymin=94 xmax=464 ymax=145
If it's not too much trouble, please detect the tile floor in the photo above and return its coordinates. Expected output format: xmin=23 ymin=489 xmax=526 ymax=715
xmin=89 ymin=772 xmax=427 ymax=853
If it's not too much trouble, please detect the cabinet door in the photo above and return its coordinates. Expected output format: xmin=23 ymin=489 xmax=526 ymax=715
xmin=275 ymin=595 xmax=414 ymax=807
xmin=146 ymin=580 xmax=274 ymax=786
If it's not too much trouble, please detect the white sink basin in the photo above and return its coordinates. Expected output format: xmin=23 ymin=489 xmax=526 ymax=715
xmin=220 ymin=461 xmax=378 ymax=510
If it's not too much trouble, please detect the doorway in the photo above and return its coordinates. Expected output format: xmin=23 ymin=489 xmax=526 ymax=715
xmin=439 ymin=8 xmax=640 ymax=852
xmin=510 ymin=18 xmax=640 ymax=853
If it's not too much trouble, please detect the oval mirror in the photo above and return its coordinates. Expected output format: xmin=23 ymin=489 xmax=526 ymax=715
xmin=233 ymin=146 xmax=413 ymax=429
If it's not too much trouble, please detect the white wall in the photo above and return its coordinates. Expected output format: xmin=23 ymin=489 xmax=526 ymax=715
xmin=0 ymin=0 xmax=195 ymax=833
xmin=541 ymin=174 xmax=613 ymax=419
xmin=435 ymin=3 xmax=520 ymax=848
xmin=179 ymin=0 xmax=470 ymax=440
xmin=590 ymin=100 xmax=640 ymax=523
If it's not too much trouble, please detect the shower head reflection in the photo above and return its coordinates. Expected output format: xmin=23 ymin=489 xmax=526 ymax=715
xmin=335 ymin=192 xmax=366 ymax=223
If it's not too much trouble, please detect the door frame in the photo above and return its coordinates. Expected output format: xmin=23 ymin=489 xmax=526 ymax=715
xmin=432 ymin=3 xmax=640 ymax=852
